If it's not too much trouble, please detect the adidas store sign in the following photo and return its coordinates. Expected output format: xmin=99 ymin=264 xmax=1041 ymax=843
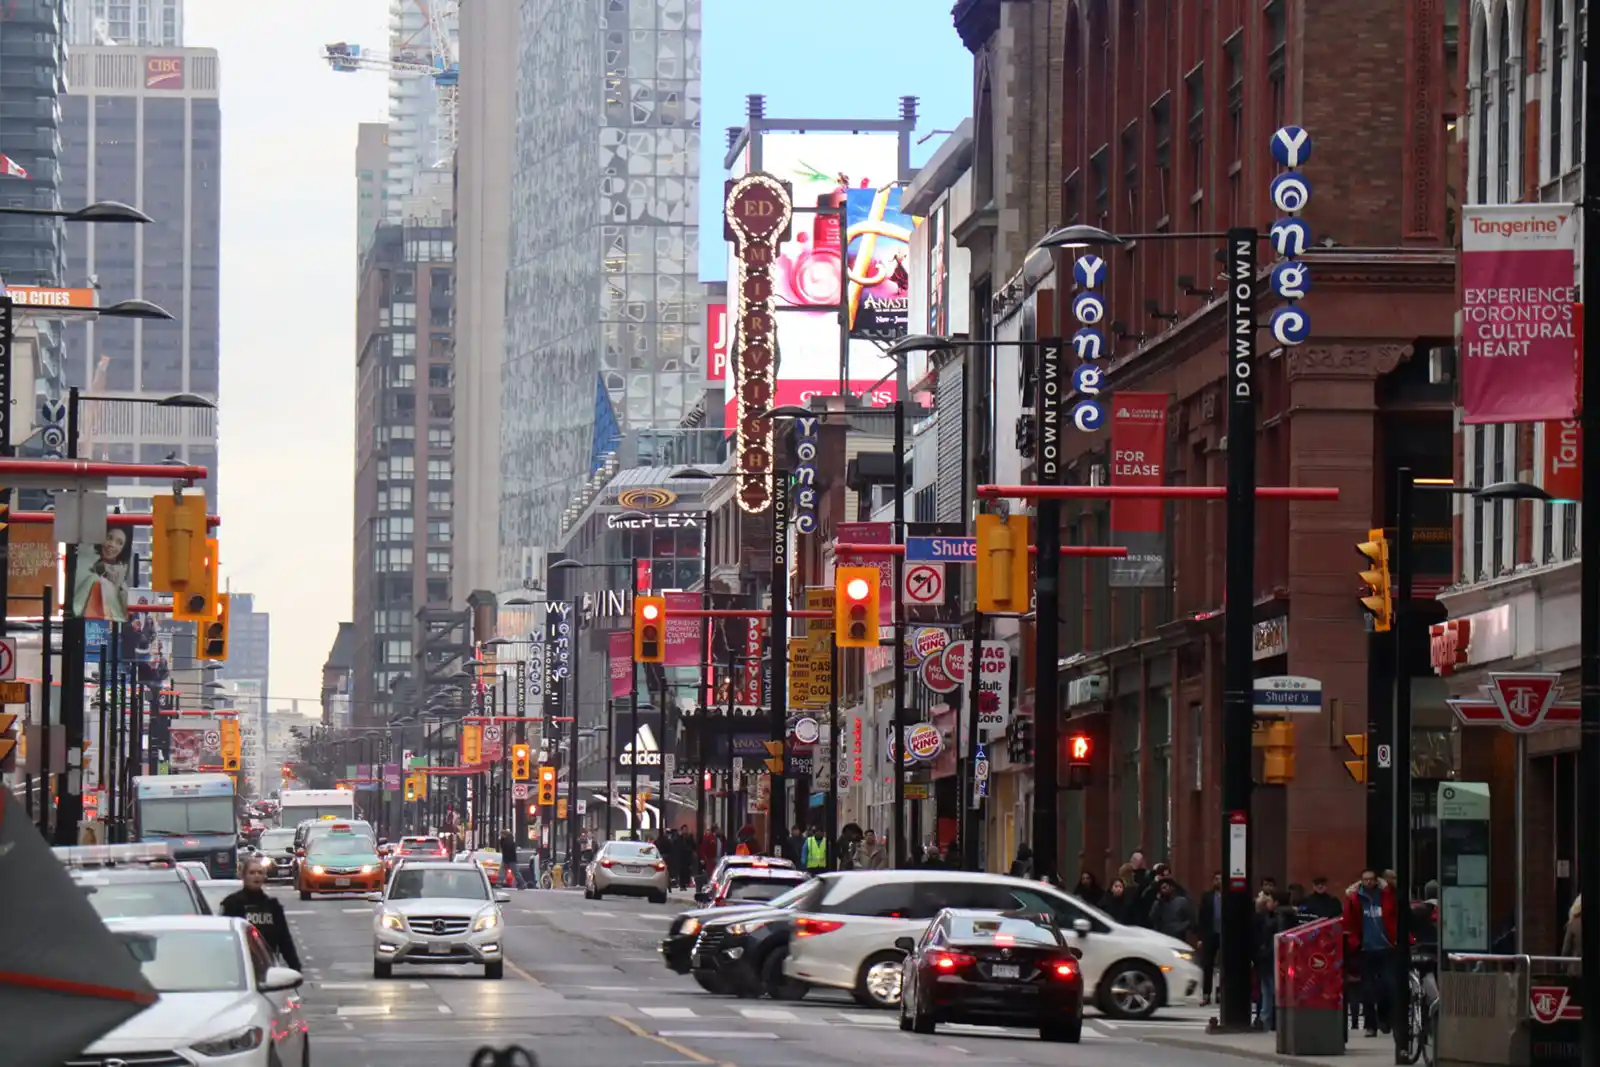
xmin=617 ymin=724 xmax=662 ymax=768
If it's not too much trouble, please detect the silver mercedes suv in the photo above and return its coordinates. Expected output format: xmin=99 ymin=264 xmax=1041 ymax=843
xmin=370 ymin=859 xmax=511 ymax=979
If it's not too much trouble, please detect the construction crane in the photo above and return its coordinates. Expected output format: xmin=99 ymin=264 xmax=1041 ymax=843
xmin=322 ymin=0 xmax=459 ymax=162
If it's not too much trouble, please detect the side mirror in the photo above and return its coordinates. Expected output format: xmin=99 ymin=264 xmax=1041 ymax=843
xmin=261 ymin=966 xmax=304 ymax=993
xmin=1069 ymin=946 xmax=1084 ymax=959
xmin=894 ymin=936 xmax=917 ymax=953
xmin=495 ymin=892 xmax=511 ymax=904
xmin=295 ymin=848 xmax=306 ymax=857
xmin=1072 ymin=919 xmax=1092 ymax=936
xmin=364 ymin=892 xmax=383 ymax=902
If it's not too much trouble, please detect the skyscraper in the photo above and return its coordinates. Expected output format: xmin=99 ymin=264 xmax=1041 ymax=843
xmin=500 ymin=0 xmax=704 ymax=577
xmin=59 ymin=46 xmax=221 ymax=518
xmin=385 ymin=0 xmax=457 ymax=216
xmin=356 ymin=122 xmax=389 ymax=259
xmin=0 ymin=1 xmax=68 ymax=289
xmin=67 ymin=0 xmax=183 ymax=46
xmin=222 ymin=592 xmax=270 ymax=722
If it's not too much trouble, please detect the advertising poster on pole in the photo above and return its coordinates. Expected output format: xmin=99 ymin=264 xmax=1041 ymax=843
xmin=1460 ymin=204 xmax=1579 ymax=423
xmin=845 ymin=185 xmax=914 ymax=340
xmin=1109 ymin=393 xmax=1169 ymax=587
xmin=735 ymin=619 xmax=765 ymax=712
xmin=943 ymin=642 xmax=1013 ymax=732
xmin=608 ymin=631 xmax=633 ymax=699
xmin=836 ymin=521 xmax=894 ymax=624
xmin=7 ymin=522 xmax=57 ymax=617
xmin=1537 ymin=308 xmax=1582 ymax=501
xmin=664 ymin=591 xmax=701 ymax=667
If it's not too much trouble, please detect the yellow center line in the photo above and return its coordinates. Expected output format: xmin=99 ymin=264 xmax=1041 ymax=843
xmin=505 ymin=959 xmax=542 ymax=986
xmin=609 ymin=1014 xmax=737 ymax=1067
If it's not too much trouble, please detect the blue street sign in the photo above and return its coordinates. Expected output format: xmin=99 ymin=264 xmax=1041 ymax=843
xmin=906 ymin=536 xmax=976 ymax=563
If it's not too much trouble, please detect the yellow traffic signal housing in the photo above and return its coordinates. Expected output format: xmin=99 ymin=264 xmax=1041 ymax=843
xmin=511 ymin=743 xmax=532 ymax=781
xmin=151 ymin=492 xmax=208 ymax=593
xmin=403 ymin=775 xmax=420 ymax=802
xmin=537 ymin=765 xmax=557 ymax=806
xmin=976 ymin=514 xmax=1032 ymax=614
xmin=1356 ymin=530 xmax=1392 ymax=633
xmin=634 ymin=595 xmax=666 ymax=663
xmin=764 ymin=738 xmax=784 ymax=773
xmin=834 ymin=566 xmax=880 ymax=649
xmin=557 ymin=798 xmax=568 ymax=819
xmin=1261 ymin=721 xmax=1296 ymax=784
xmin=196 ymin=593 xmax=230 ymax=661
xmin=1344 ymin=733 xmax=1368 ymax=783
xmin=173 ymin=537 xmax=220 ymax=622
xmin=219 ymin=718 xmax=241 ymax=772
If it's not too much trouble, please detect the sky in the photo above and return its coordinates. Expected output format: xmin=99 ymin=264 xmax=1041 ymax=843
xmin=181 ymin=0 xmax=972 ymax=719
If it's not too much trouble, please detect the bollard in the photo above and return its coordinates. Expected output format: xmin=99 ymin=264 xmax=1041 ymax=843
xmin=1275 ymin=917 xmax=1346 ymax=1056
xmin=550 ymin=862 xmax=563 ymax=888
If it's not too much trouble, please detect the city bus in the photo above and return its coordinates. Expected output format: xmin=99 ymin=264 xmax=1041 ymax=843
xmin=279 ymin=787 xmax=356 ymax=827
xmin=131 ymin=773 xmax=239 ymax=878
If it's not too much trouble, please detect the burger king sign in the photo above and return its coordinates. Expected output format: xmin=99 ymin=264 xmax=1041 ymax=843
xmin=905 ymin=722 xmax=943 ymax=764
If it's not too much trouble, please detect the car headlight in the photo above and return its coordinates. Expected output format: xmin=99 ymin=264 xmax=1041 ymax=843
xmin=728 ymin=920 xmax=768 ymax=936
xmin=260 ymin=856 xmax=274 ymax=866
xmin=1172 ymin=949 xmax=1195 ymax=962
xmin=473 ymin=909 xmax=500 ymax=932
xmin=190 ymin=1026 xmax=264 ymax=1056
xmin=360 ymin=865 xmax=375 ymax=874
xmin=311 ymin=865 xmax=326 ymax=875
xmin=680 ymin=918 xmax=701 ymax=937
xmin=380 ymin=911 xmax=405 ymax=931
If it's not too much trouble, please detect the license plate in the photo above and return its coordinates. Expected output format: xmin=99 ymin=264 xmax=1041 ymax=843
xmin=625 ymin=866 xmax=643 ymax=874
xmin=991 ymin=964 xmax=1021 ymax=980
xmin=335 ymin=878 xmax=351 ymax=887
xmin=429 ymin=942 xmax=450 ymax=954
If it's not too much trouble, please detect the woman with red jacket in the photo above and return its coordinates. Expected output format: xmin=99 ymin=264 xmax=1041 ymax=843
xmin=1344 ymin=870 xmax=1399 ymax=1036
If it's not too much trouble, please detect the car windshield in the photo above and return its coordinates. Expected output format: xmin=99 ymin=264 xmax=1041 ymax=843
xmin=198 ymin=882 xmax=239 ymax=913
xmin=310 ymin=834 xmax=377 ymax=857
xmin=949 ymin=915 xmax=1064 ymax=947
xmin=726 ymin=877 xmax=807 ymax=902
xmin=388 ymin=868 xmax=490 ymax=901
xmin=400 ymin=838 xmax=443 ymax=851
xmin=115 ymin=929 xmax=246 ymax=992
xmin=607 ymin=842 xmax=660 ymax=860
xmin=79 ymin=879 xmax=201 ymax=918
xmin=259 ymin=830 xmax=296 ymax=850
xmin=137 ymin=796 xmax=236 ymax=837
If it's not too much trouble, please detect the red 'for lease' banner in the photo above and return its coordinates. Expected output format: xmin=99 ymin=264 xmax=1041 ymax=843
xmin=1109 ymin=392 xmax=1168 ymax=588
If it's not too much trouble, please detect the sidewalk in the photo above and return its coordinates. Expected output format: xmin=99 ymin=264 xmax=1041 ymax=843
xmin=1140 ymin=1027 xmax=1398 ymax=1067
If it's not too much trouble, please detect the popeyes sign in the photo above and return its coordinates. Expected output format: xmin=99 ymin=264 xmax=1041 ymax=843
xmin=1430 ymin=604 xmax=1514 ymax=676
xmin=1430 ymin=620 xmax=1470 ymax=676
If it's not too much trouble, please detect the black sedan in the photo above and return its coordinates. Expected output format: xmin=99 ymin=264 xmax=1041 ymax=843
xmin=897 ymin=909 xmax=1085 ymax=1042
xmin=662 ymin=903 xmax=768 ymax=979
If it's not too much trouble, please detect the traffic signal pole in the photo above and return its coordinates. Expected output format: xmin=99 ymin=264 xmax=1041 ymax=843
xmin=769 ymin=460 xmax=790 ymax=850
xmin=892 ymin=390 xmax=908 ymax=868
xmin=55 ymin=387 xmax=86 ymax=844
xmin=1580 ymin=15 xmax=1600 ymax=1065
xmin=1391 ymin=468 xmax=1415 ymax=1063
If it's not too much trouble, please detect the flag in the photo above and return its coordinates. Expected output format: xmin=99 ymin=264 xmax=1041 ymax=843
xmin=0 ymin=154 xmax=28 ymax=179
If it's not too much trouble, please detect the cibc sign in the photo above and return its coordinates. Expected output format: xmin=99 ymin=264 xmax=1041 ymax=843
xmin=724 ymin=173 xmax=794 ymax=514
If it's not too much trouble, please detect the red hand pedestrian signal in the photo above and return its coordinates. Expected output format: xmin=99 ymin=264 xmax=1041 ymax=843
xmin=1066 ymin=734 xmax=1092 ymax=790
xmin=1070 ymin=735 xmax=1091 ymax=762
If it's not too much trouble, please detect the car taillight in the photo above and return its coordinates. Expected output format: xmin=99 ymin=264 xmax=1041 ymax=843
xmin=794 ymin=917 xmax=844 ymax=938
xmin=931 ymin=952 xmax=975 ymax=971
xmin=600 ymin=859 xmax=614 ymax=868
xmin=654 ymin=862 xmax=667 ymax=871
xmin=1049 ymin=959 xmax=1078 ymax=980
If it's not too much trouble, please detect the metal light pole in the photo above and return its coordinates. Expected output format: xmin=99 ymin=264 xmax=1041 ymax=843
xmin=1580 ymin=15 xmax=1600 ymax=1062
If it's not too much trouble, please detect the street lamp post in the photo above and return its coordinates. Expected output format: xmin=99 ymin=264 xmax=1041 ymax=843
xmin=1579 ymin=19 xmax=1600 ymax=1065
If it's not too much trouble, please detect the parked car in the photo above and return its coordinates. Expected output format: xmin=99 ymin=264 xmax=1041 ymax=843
xmin=585 ymin=840 xmax=669 ymax=903
xmin=781 ymin=870 xmax=1200 ymax=1018
xmin=898 ymin=908 xmax=1085 ymax=1041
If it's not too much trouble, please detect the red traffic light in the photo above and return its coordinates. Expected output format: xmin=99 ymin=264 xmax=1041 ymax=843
xmin=845 ymin=577 xmax=871 ymax=601
xmin=641 ymin=601 xmax=661 ymax=621
xmin=1069 ymin=735 xmax=1091 ymax=762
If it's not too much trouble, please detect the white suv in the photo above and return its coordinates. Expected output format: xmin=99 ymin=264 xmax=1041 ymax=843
xmin=371 ymin=860 xmax=511 ymax=979
xmin=781 ymin=870 xmax=1200 ymax=1018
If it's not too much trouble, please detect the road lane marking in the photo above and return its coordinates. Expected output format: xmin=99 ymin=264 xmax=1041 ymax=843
xmin=437 ymin=1005 xmax=453 ymax=1014
xmin=659 ymin=1031 xmax=779 ymax=1040
xmin=608 ymin=1015 xmax=721 ymax=1065
xmin=641 ymin=1006 xmax=699 ymax=1018
xmin=585 ymin=985 xmax=643 ymax=991
xmin=284 ymin=910 xmax=315 ymax=915
xmin=317 ymin=981 xmax=428 ymax=990
xmin=736 ymin=1007 xmax=798 ymax=1022
xmin=581 ymin=910 xmax=617 ymax=917
xmin=335 ymin=1006 xmax=391 ymax=1017
xmin=342 ymin=907 xmax=372 ymax=914
xmin=506 ymin=958 xmax=542 ymax=986
xmin=840 ymin=1013 xmax=898 ymax=1025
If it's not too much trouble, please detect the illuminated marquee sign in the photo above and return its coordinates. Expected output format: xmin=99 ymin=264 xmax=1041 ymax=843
xmin=724 ymin=173 xmax=794 ymax=513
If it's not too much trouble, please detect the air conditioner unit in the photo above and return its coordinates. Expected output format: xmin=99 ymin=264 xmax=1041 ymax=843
xmin=1428 ymin=345 xmax=1457 ymax=385
xmin=1067 ymin=675 xmax=1105 ymax=707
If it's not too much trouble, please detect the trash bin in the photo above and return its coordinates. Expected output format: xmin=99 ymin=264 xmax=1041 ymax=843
xmin=1276 ymin=916 xmax=1346 ymax=1057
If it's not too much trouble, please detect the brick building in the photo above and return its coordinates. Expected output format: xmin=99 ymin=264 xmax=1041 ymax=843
xmin=951 ymin=0 xmax=1459 ymax=892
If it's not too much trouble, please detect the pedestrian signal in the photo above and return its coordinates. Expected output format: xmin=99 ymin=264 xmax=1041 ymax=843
xmin=1065 ymin=733 xmax=1092 ymax=789
xmin=834 ymin=566 xmax=879 ymax=649
xmin=1356 ymin=531 xmax=1393 ymax=633
xmin=634 ymin=596 xmax=666 ymax=663
xmin=537 ymin=765 xmax=557 ymax=806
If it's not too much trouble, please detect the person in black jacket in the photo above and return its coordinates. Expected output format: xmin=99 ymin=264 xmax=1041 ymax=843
xmin=221 ymin=858 xmax=302 ymax=970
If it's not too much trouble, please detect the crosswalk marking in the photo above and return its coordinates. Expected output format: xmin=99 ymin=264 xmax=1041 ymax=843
xmin=639 ymin=1006 xmax=698 ymax=1019
xmin=335 ymin=1006 xmax=391 ymax=1017
xmin=841 ymin=1013 xmax=896 ymax=1025
xmin=581 ymin=910 xmax=616 ymax=917
xmin=737 ymin=1007 xmax=800 ymax=1022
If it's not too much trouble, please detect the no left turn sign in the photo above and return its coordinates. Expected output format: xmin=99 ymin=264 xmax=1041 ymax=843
xmin=484 ymin=724 xmax=504 ymax=743
xmin=203 ymin=730 xmax=221 ymax=749
xmin=904 ymin=564 xmax=946 ymax=606
xmin=0 ymin=638 xmax=16 ymax=681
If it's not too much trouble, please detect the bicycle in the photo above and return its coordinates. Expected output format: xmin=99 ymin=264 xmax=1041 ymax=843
xmin=1400 ymin=950 xmax=1438 ymax=1066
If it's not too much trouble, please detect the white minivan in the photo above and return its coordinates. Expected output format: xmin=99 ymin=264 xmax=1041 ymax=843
xmin=781 ymin=870 xmax=1200 ymax=1019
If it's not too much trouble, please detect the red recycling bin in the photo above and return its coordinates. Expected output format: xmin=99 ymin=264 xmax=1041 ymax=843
xmin=1275 ymin=916 xmax=1346 ymax=1056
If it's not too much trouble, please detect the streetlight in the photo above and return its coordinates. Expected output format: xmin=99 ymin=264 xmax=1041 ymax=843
xmin=0 ymin=200 xmax=153 ymax=224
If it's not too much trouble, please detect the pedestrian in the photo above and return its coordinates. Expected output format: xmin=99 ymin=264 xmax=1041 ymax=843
xmin=1009 ymin=844 xmax=1033 ymax=879
xmin=1100 ymin=877 xmax=1136 ymax=925
xmin=1075 ymin=870 xmax=1104 ymax=907
xmin=1149 ymin=878 xmax=1195 ymax=942
xmin=804 ymin=826 xmax=828 ymax=873
xmin=698 ymin=824 xmax=723 ymax=887
xmin=220 ymin=858 xmax=302 ymax=970
xmin=1344 ymin=868 xmax=1398 ymax=1036
xmin=1562 ymin=895 xmax=1582 ymax=960
xmin=1254 ymin=889 xmax=1299 ymax=1030
xmin=498 ymin=831 xmax=526 ymax=889
xmin=856 ymin=829 xmax=889 ymax=870
xmin=1198 ymin=872 xmax=1223 ymax=1006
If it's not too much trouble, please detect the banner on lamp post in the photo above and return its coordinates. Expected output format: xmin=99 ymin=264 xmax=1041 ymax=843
xmin=664 ymin=591 xmax=701 ymax=667
xmin=1538 ymin=304 xmax=1582 ymax=502
xmin=1460 ymin=204 xmax=1579 ymax=424
xmin=608 ymin=631 xmax=633 ymax=699
xmin=1108 ymin=392 xmax=1168 ymax=587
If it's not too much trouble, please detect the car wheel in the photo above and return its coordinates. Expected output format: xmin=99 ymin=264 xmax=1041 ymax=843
xmin=373 ymin=961 xmax=392 ymax=979
xmin=301 ymin=1036 xmax=310 ymax=1067
xmin=761 ymin=947 xmax=808 ymax=1001
xmin=649 ymin=891 xmax=668 ymax=905
xmin=692 ymin=970 xmax=730 ymax=995
xmin=299 ymin=889 xmax=311 ymax=901
xmin=1041 ymin=1018 xmax=1083 ymax=1043
xmin=593 ymin=889 xmax=604 ymax=901
xmin=898 ymin=999 xmax=913 ymax=1031
xmin=1098 ymin=960 xmax=1163 ymax=1020
xmin=852 ymin=951 xmax=906 ymax=1009
xmin=484 ymin=961 xmax=504 ymax=980
xmin=908 ymin=983 xmax=935 ymax=1035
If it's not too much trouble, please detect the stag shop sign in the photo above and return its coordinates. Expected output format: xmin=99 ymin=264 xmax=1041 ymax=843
xmin=724 ymin=173 xmax=793 ymax=514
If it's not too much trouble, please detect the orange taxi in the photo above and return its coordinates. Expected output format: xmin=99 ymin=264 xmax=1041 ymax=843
xmin=297 ymin=823 xmax=384 ymax=900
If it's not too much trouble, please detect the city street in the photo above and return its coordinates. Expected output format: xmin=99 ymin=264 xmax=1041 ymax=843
xmin=281 ymin=884 xmax=1262 ymax=1067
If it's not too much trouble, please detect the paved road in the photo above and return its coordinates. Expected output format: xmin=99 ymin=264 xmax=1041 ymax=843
xmin=278 ymin=885 xmax=1266 ymax=1067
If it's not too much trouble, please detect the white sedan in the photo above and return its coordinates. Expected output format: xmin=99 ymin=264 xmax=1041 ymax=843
xmin=80 ymin=915 xmax=309 ymax=1067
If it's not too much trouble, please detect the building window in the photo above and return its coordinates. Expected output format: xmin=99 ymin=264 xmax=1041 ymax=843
xmin=1185 ymin=66 xmax=1205 ymax=196
xmin=1064 ymin=169 xmax=1082 ymax=224
xmin=384 ymin=362 xmax=415 ymax=388
xmin=393 ymin=332 xmax=416 ymax=358
xmin=1151 ymin=92 xmax=1172 ymax=219
xmin=1550 ymin=0 xmax=1567 ymax=176
xmin=1223 ymin=30 xmax=1244 ymax=164
xmin=1574 ymin=5 xmax=1586 ymax=166
xmin=427 ymin=458 xmax=452 ymax=482
xmin=1475 ymin=25 xmax=1490 ymax=204
xmin=1265 ymin=0 xmax=1287 ymax=132
xmin=1465 ymin=423 xmax=1518 ymax=581
xmin=383 ymin=639 xmax=412 ymax=665
xmin=384 ymin=455 xmax=413 ymax=480
xmin=1496 ymin=11 xmax=1514 ymax=202
xmin=427 ymin=550 xmax=451 ymax=573
xmin=1089 ymin=146 xmax=1110 ymax=220
xmin=428 ymin=365 xmax=454 ymax=389
xmin=427 ymin=578 xmax=450 ymax=602
xmin=1121 ymin=122 xmax=1140 ymax=220
xmin=392 ymin=302 xmax=416 ymax=327
xmin=428 ymin=488 xmax=452 ymax=511
xmin=429 ymin=519 xmax=452 ymax=543
xmin=428 ymin=427 xmax=453 ymax=451
xmin=378 ymin=547 xmax=413 ymax=572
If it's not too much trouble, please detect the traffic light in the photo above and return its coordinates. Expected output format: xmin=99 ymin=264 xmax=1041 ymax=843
xmin=537 ymin=764 xmax=557 ymax=806
xmin=1357 ymin=530 xmax=1392 ymax=633
xmin=404 ymin=775 xmax=420 ymax=802
xmin=634 ymin=595 xmax=666 ymax=663
xmin=173 ymin=537 xmax=220 ymax=622
xmin=220 ymin=718 xmax=241 ymax=772
xmin=1261 ymin=721 xmax=1296 ymax=784
xmin=1344 ymin=734 xmax=1368 ymax=783
xmin=196 ymin=593 xmax=230 ymax=661
xmin=151 ymin=491 xmax=207 ymax=593
xmin=526 ymin=803 xmax=538 ymax=817
xmin=511 ymin=743 xmax=532 ymax=781
xmin=834 ymin=566 xmax=879 ymax=649
xmin=976 ymin=514 xmax=1032 ymax=614
xmin=557 ymin=798 xmax=568 ymax=819
xmin=1065 ymin=733 xmax=1092 ymax=789
xmin=763 ymin=739 xmax=783 ymax=773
